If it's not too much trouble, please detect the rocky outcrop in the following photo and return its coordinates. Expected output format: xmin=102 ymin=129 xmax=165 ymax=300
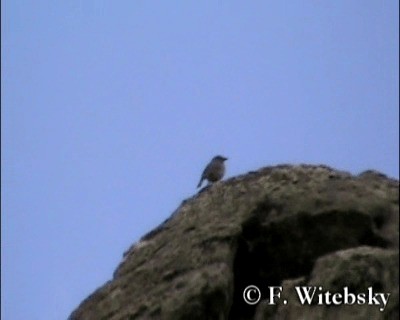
xmin=68 ymin=165 xmax=399 ymax=320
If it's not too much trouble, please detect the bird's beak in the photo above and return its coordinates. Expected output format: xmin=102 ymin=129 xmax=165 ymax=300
xmin=224 ymin=157 xmax=228 ymax=161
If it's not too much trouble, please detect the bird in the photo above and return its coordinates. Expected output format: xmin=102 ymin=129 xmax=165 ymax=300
xmin=197 ymin=155 xmax=228 ymax=188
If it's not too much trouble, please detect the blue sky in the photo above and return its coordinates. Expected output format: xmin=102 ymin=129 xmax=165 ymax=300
xmin=2 ymin=1 xmax=398 ymax=319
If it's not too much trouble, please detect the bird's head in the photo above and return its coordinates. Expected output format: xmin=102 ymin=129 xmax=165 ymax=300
xmin=213 ymin=155 xmax=228 ymax=162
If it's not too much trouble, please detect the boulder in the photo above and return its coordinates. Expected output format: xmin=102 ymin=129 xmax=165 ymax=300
xmin=68 ymin=164 xmax=399 ymax=320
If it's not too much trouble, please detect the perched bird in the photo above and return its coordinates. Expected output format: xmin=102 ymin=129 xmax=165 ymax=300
xmin=197 ymin=155 xmax=228 ymax=188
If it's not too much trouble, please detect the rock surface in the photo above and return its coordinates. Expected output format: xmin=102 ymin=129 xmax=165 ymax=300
xmin=68 ymin=164 xmax=399 ymax=320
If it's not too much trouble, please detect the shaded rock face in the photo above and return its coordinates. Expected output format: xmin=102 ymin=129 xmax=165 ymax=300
xmin=68 ymin=165 xmax=399 ymax=320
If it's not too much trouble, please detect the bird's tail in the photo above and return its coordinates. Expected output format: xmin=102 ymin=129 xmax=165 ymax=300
xmin=197 ymin=178 xmax=204 ymax=188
